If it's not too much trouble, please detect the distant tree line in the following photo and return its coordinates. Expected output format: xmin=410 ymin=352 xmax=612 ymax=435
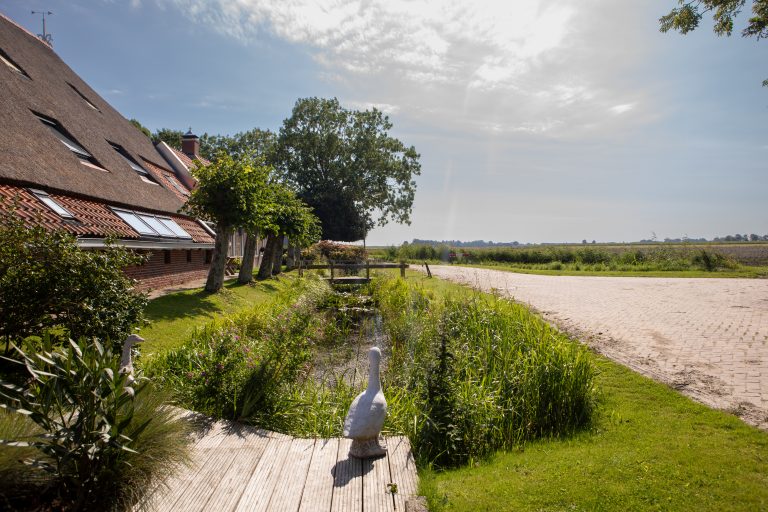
xmin=411 ymin=239 xmax=522 ymax=247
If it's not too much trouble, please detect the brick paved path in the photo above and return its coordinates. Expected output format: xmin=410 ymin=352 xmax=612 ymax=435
xmin=422 ymin=265 xmax=768 ymax=429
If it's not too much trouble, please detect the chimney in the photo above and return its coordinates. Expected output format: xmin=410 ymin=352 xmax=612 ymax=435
xmin=181 ymin=128 xmax=200 ymax=158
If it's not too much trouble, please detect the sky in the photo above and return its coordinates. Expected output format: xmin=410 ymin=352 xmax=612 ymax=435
xmin=3 ymin=0 xmax=766 ymax=245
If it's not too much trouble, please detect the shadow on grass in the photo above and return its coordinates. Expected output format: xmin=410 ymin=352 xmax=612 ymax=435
xmin=144 ymin=280 xmax=269 ymax=322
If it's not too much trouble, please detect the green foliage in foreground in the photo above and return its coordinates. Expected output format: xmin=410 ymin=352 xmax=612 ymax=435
xmin=0 ymin=211 xmax=147 ymax=353
xmin=421 ymin=356 xmax=768 ymax=511
xmin=148 ymin=274 xmax=596 ymax=468
xmin=0 ymin=338 xmax=190 ymax=511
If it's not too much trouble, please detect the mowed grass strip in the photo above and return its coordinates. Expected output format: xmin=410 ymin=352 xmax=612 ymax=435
xmin=139 ymin=277 xmax=290 ymax=355
xmin=415 ymin=276 xmax=768 ymax=512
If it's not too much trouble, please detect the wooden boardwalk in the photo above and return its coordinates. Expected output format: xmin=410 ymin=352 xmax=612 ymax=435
xmin=139 ymin=411 xmax=419 ymax=512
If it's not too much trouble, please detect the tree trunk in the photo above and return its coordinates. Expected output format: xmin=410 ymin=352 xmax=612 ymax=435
xmin=286 ymin=240 xmax=300 ymax=270
xmin=272 ymin=236 xmax=283 ymax=275
xmin=205 ymin=225 xmax=230 ymax=292
xmin=257 ymin=233 xmax=279 ymax=280
xmin=238 ymin=232 xmax=258 ymax=284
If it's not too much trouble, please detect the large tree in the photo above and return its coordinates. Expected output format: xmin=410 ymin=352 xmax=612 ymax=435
xmin=273 ymin=97 xmax=421 ymax=241
xmin=255 ymin=185 xmax=322 ymax=280
xmin=660 ymin=1 xmax=768 ymax=84
xmin=183 ymin=153 xmax=271 ymax=292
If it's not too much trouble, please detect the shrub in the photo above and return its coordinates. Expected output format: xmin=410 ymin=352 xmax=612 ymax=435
xmin=692 ymin=249 xmax=737 ymax=271
xmin=0 ymin=210 xmax=147 ymax=353
xmin=309 ymin=240 xmax=367 ymax=262
xmin=0 ymin=337 xmax=189 ymax=510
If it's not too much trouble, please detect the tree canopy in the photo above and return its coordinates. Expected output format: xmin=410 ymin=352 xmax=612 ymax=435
xmin=660 ymin=1 xmax=768 ymax=84
xmin=273 ymin=97 xmax=421 ymax=242
xmin=151 ymin=128 xmax=275 ymax=162
xmin=183 ymin=153 xmax=273 ymax=291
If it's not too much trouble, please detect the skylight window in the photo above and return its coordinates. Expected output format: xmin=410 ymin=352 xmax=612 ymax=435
xmin=35 ymin=113 xmax=105 ymax=169
xmin=163 ymin=172 xmax=190 ymax=196
xmin=67 ymin=83 xmax=100 ymax=111
xmin=0 ymin=47 xmax=29 ymax=78
xmin=111 ymin=208 xmax=192 ymax=239
xmin=109 ymin=143 xmax=158 ymax=184
xmin=29 ymin=189 xmax=75 ymax=219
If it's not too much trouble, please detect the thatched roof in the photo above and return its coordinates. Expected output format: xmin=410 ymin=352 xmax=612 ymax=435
xmin=0 ymin=13 xmax=187 ymax=216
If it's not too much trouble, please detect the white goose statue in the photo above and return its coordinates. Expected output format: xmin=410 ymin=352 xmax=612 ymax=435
xmin=119 ymin=334 xmax=144 ymax=384
xmin=343 ymin=346 xmax=388 ymax=458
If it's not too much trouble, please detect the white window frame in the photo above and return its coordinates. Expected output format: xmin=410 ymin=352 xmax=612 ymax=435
xmin=111 ymin=207 xmax=192 ymax=239
xmin=29 ymin=189 xmax=75 ymax=219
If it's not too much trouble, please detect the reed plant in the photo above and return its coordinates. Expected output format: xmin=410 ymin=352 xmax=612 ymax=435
xmin=148 ymin=274 xmax=595 ymax=470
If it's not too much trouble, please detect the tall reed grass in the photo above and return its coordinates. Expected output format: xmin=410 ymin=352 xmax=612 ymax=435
xmin=148 ymin=274 xmax=596 ymax=470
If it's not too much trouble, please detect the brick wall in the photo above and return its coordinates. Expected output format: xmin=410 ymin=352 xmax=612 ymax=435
xmin=124 ymin=248 xmax=212 ymax=291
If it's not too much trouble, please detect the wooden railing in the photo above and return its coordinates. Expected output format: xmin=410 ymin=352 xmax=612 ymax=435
xmin=298 ymin=260 xmax=408 ymax=280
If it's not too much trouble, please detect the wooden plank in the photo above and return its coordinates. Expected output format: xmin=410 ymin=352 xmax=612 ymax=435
xmin=298 ymin=438 xmax=339 ymax=512
xmin=330 ymin=438 xmax=363 ymax=512
xmin=136 ymin=455 xmax=202 ymax=512
xmin=234 ymin=438 xmax=293 ymax=511
xmin=362 ymin=448 xmax=396 ymax=512
xmin=386 ymin=437 xmax=418 ymax=511
xmin=200 ymin=443 xmax=270 ymax=511
xmin=166 ymin=448 xmax=239 ymax=511
xmin=265 ymin=438 xmax=316 ymax=512
xmin=194 ymin=420 xmax=231 ymax=449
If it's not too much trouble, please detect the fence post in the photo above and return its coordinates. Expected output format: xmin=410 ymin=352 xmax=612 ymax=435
xmin=366 ymin=259 xmax=370 ymax=281
xmin=400 ymin=262 xmax=406 ymax=278
xmin=424 ymin=261 xmax=432 ymax=278
xmin=330 ymin=260 xmax=335 ymax=281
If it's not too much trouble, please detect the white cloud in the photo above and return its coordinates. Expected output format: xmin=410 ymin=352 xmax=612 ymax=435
xmin=159 ymin=0 xmax=653 ymax=136
xmin=610 ymin=103 xmax=636 ymax=115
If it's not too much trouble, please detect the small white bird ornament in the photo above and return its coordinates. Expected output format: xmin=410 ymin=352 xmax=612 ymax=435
xmin=343 ymin=347 xmax=388 ymax=458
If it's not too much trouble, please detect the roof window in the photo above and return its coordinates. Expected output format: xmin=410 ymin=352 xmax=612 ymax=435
xmin=29 ymin=189 xmax=75 ymax=219
xmin=67 ymin=83 xmax=100 ymax=111
xmin=0 ymin=47 xmax=30 ymax=78
xmin=34 ymin=113 xmax=106 ymax=169
xmin=111 ymin=208 xmax=192 ymax=239
xmin=109 ymin=143 xmax=158 ymax=184
xmin=163 ymin=172 xmax=190 ymax=197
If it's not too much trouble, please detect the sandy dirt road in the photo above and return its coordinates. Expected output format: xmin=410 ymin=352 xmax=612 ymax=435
xmin=419 ymin=265 xmax=768 ymax=429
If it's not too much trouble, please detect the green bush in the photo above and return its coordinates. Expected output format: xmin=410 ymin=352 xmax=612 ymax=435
xmin=0 ymin=338 xmax=189 ymax=511
xmin=0 ymin=211 xmax=147 ymax=353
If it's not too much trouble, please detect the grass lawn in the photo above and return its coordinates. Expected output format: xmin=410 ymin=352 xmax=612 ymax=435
xmin=451 ymin=263 xmax=768 ymax=278
xmin=412 ymin=274 xmax=768 ymax=511
xmin=139 ymin=276 xmax=291 ymax=356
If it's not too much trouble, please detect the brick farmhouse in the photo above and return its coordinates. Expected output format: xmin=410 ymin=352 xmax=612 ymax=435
xmin=0 ymin=13 xmax=229 ymax=291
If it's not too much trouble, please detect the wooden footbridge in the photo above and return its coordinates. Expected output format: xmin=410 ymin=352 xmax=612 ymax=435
xmin=298 ymin=261 xmax=409 ymax=285
xmin=139 ymin=411 xmax=420 ymax=512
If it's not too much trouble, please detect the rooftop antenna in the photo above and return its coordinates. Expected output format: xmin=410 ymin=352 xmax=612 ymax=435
xmin=31 ymin=10 xmax=53 ymax=46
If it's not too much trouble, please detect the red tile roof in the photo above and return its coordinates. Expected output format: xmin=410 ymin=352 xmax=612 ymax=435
xmin=142 ymin=159 xmax=191 ymax=202
xmin=0 ymin=184 xmax=214 ymax=244
xmin=170 ymin=147 xmax=210 ymax=170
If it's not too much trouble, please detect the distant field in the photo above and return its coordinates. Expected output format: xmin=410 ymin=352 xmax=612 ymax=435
xmin=371 ymin=242 xmax=768 ymax=266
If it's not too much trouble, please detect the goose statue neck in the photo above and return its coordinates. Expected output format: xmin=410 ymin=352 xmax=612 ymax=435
xmin=367 ymin=347 xmax=381 ymax=391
